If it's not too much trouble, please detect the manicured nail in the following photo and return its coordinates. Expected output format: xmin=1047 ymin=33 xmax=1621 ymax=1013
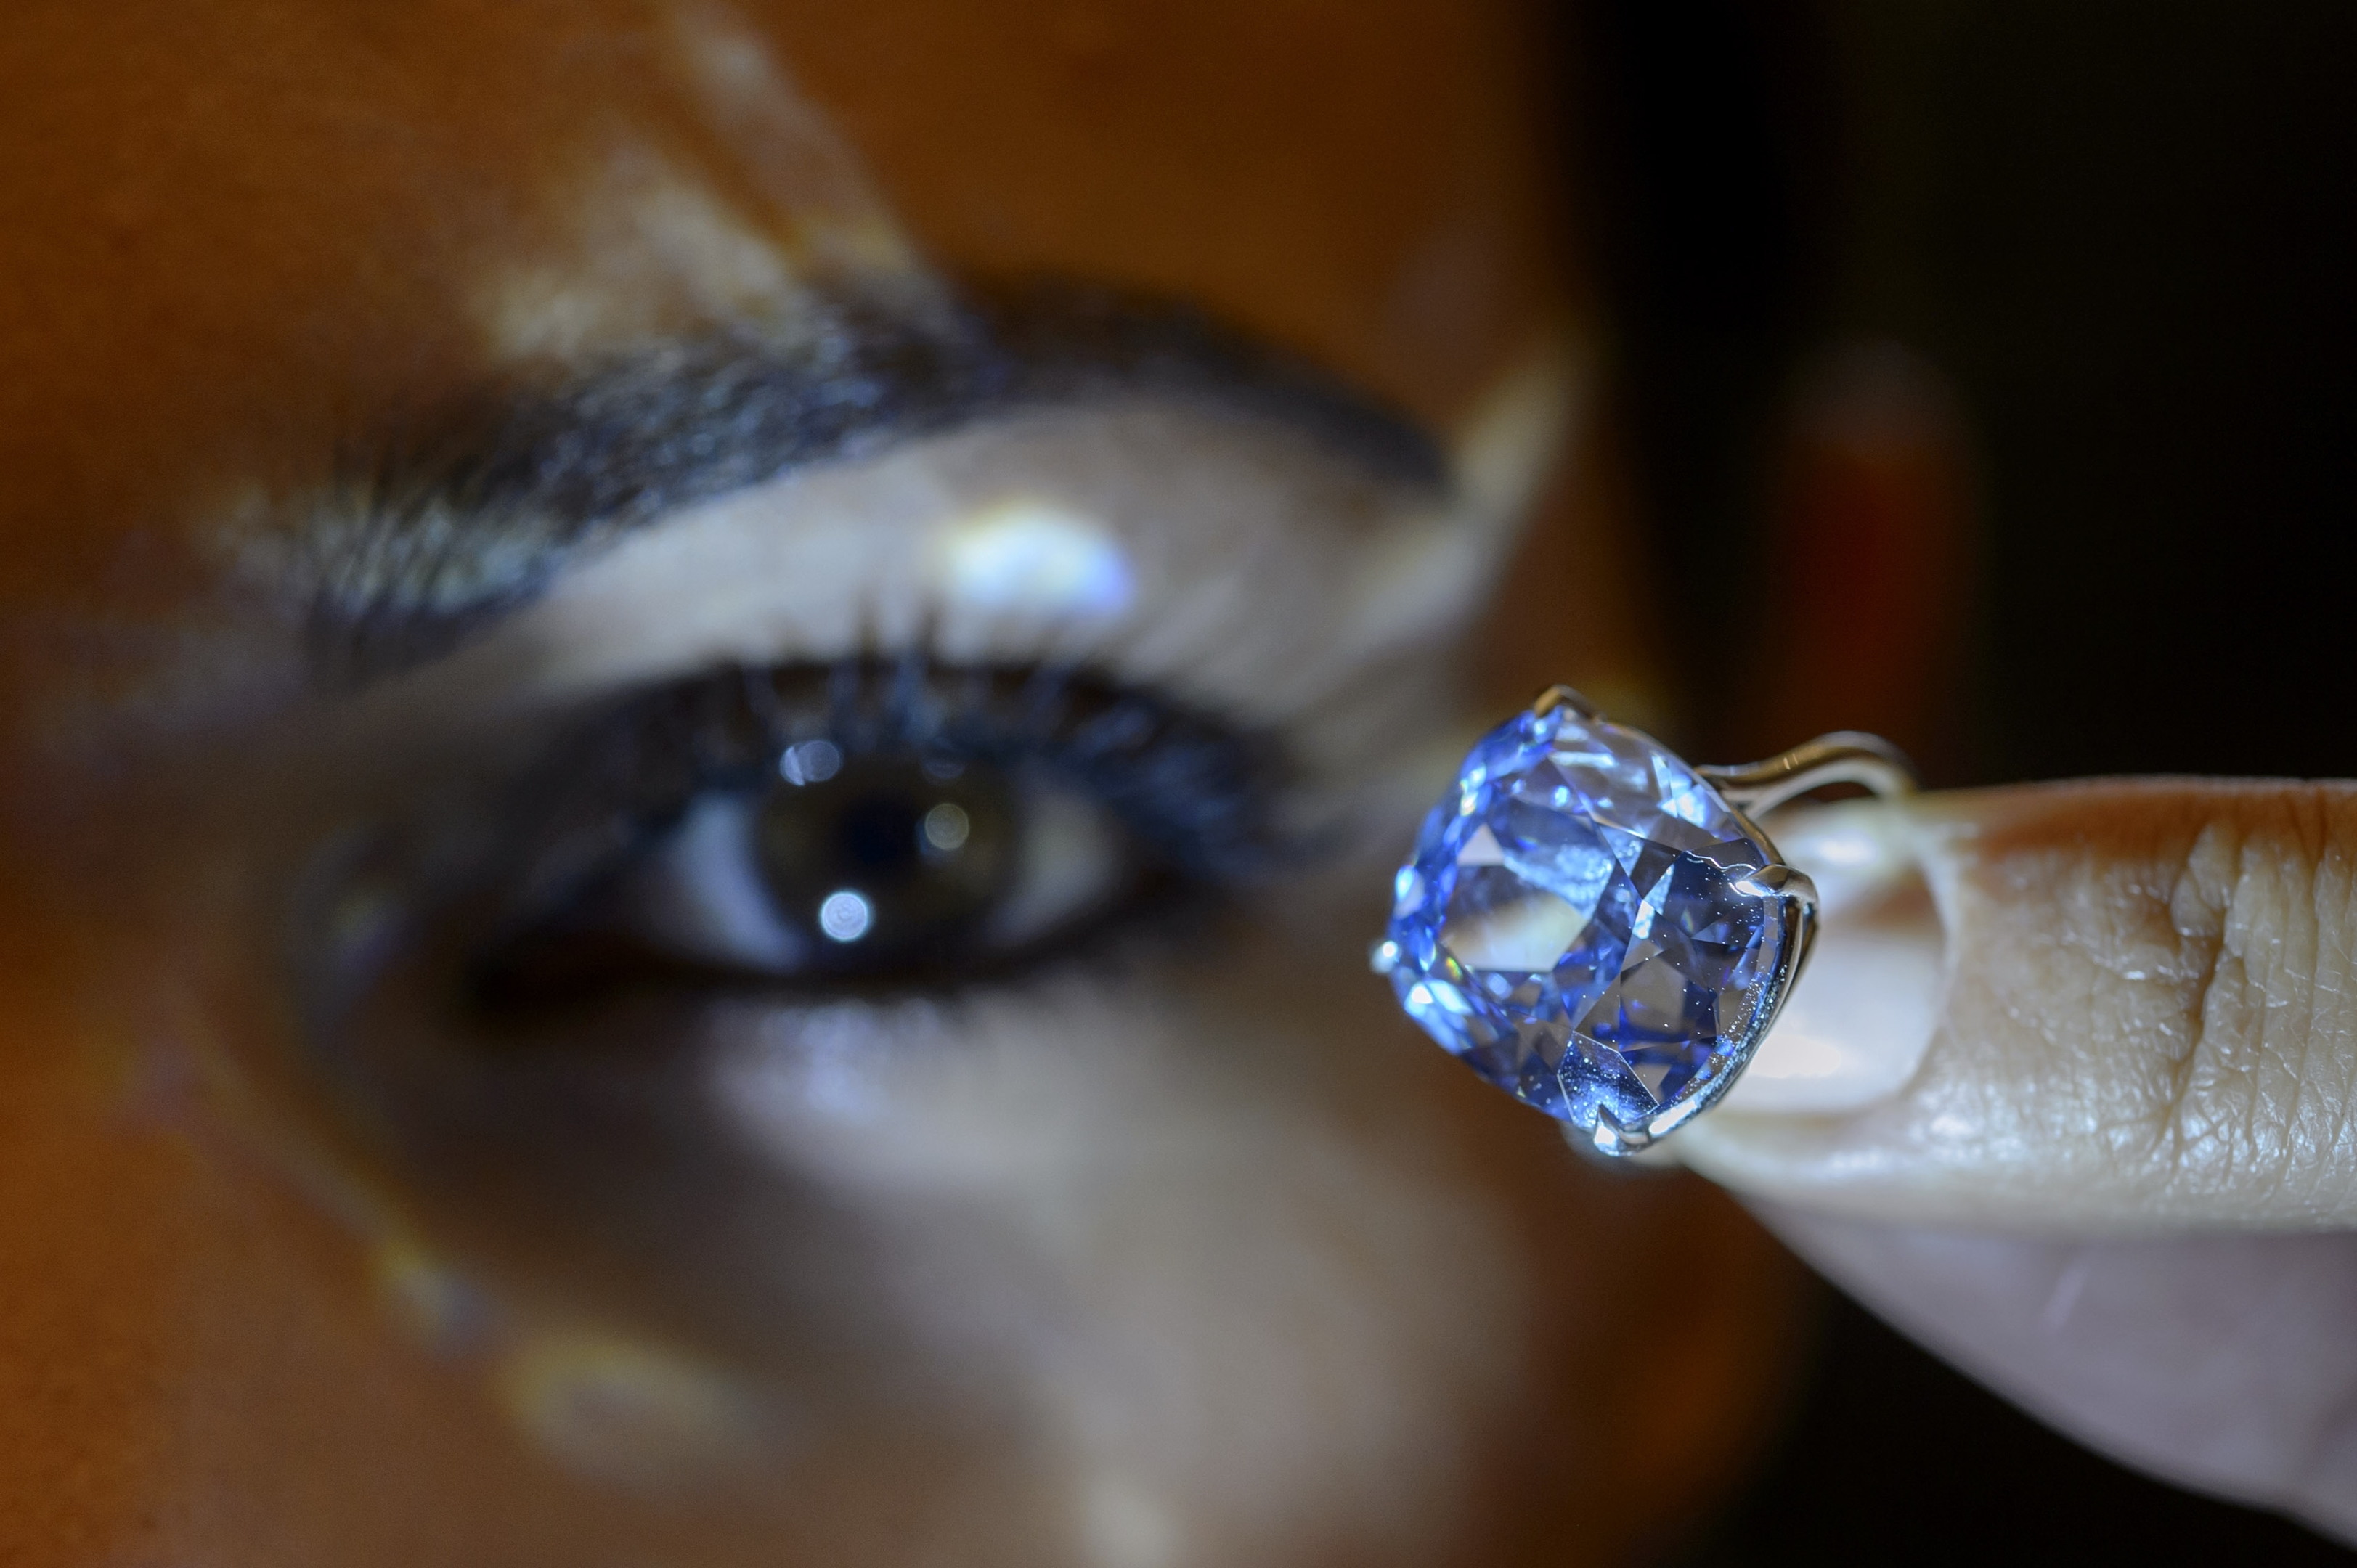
xmin=1719 ymin=801 xmax=1942 ymax=1116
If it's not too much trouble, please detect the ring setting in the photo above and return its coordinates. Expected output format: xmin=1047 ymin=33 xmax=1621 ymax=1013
xmin=1372 ymin=686 xmax=1913 ymax=1156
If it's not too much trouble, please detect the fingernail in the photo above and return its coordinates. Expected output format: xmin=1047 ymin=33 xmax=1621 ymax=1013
xmin=1718 ymin=801 xmax=1943 ymax=1116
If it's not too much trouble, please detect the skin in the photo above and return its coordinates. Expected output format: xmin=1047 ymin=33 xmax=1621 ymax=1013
xmin=7 ymin=0 xmax=2348 ymax=1558
xmin=0 ymin=3 xmax=1799 ymax=1564
xmin=1680 ymin=785 xmax=2357 ymax=1539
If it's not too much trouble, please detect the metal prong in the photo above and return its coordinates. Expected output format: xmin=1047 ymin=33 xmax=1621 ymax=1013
xmin=1529 ymin=684 xmax=1600 ymax=720
xmin=1697 ymin=731 xmax=1916 ymax=817
xmin=1733 ymin=862 xmax=1819 ymax=918
xmin=1587 ymin=1108 xmax=1648 ymax=1158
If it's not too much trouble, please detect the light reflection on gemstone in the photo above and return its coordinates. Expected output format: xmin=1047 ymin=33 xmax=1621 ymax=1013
xmin=1382 ymin=704 xmax=1786 ymax=1143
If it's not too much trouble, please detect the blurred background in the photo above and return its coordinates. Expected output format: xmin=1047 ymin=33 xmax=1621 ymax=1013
xmin=1550 ymin=1 xmax=2357 ymax=1559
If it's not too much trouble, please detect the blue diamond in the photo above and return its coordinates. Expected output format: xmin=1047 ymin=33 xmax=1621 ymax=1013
xmin=1383 ymin=704 xmax=1786 ymax=1144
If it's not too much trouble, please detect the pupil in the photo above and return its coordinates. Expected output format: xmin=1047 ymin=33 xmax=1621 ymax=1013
xmin=838 ymin=793 xmax=924 ymax=875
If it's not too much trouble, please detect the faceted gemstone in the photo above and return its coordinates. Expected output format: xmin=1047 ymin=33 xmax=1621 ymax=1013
xmin=1377 ymin=704 xmax=1788 ymax=1144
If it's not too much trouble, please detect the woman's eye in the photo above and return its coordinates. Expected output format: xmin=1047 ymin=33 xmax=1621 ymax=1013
xmin=460 ymin=659 xmax=1286 ymax=1009
xmin=500 ymin=753 xmax=1128 ymax=990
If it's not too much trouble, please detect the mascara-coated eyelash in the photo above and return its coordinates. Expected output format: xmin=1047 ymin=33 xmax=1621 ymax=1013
xmin=462 ymin=658 xmax=1295 ymax=1010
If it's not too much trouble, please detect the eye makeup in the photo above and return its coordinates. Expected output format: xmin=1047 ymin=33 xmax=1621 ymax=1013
xmin=248 ymin=290 xmax=1571 ymax=843
xmin=224 ymin=279 xmax=1522 ymax=1167
xmin=304 ymin=282 xmax=1446 ymax=687
xmin=453 ymin=656 xmax=1294 ymax=1013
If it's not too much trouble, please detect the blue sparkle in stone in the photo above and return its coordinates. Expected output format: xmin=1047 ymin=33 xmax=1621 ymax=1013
xmin=1382 ymin=705 xmax=1785 ymax=1143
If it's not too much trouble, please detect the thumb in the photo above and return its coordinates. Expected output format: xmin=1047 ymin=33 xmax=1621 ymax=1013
xmin=1674 ymin=780 xmax=2357 ymax=1230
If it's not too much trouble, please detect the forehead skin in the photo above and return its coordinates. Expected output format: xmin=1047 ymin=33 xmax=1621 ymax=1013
xmin=0 ymin=3 xmax=1796 ymax=1562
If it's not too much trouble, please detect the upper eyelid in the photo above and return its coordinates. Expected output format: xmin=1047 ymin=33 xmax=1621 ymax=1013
xmin=530 ymin=658 xmax=1300 ymax=890
xmin=301 ymin=280 xmax=1451 ymax=690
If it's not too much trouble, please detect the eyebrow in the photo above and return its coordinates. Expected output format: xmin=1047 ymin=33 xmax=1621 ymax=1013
xmin=308 ymin=281 xmax=1450 ymax=685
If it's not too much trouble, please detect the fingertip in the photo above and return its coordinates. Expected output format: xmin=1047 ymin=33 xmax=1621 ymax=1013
xmin=1721 ymin=800 xmax=1945 ymax=1118
xmin=1678 ymin=781 xmax=2357 ymax=1232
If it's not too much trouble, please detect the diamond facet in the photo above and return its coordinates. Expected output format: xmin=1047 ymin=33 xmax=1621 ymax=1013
xmin=1383 ymin=704 xmax=1789 ymax=1145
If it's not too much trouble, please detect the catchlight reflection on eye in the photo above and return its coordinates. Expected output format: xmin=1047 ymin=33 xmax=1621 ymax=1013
xmin=921 ymin=802 xmax=970 ymax=854
xmin=781 ymin=739 xmax=843 ymax=785
xmin=818 ymin=889 xmax=874 ymax=943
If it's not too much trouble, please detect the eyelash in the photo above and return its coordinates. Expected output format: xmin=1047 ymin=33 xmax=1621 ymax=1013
xmin=449 ymin=656 xmax=1296 ymax=1012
